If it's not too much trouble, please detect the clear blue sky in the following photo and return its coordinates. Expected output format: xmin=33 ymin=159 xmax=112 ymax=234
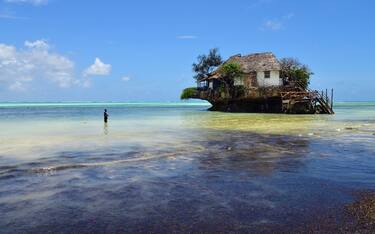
xmin=0 ymin=0 xmax=374 ymax=102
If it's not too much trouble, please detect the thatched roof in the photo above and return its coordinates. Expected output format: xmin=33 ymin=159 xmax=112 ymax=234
xmin=200 ymin=52 xmax=281 ymax=81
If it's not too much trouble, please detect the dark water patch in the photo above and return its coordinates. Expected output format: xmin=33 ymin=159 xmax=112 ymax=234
xmin=0 ymin=167 xmax=29 ymax=181
xmin=59 ymin=151 xmax=89 ymax=159
xmin=0 ymin=129 xmax=375 ymax=232
xmin=0 ymin=165 xmax=18 ymax=172
xmin=191 ymin=131 xmax=313 ymax=178
xmin=0 ymin=174 xmax=19 ymax=181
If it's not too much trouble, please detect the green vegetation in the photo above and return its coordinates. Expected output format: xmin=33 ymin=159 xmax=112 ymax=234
xmin=192 ymin=48 xmax=223 ymax=80
xmin=291 ymin=68 xmax=311 ymax=89
xmin=280 ymin=58 xmax=313 ymax=89
xmin=218 ymin=62 xmax=244 ymax=98
xmin=219 ymin=62 xmax=243 ymax=80
xmin=180 ymin=87 xmax=198 ymax=100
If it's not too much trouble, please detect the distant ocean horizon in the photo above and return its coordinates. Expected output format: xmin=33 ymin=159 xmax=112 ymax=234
xmin=0 ymin=100 xmax=374 ymax=107
xmin=0 ymin=101 xmax=210 ymax=108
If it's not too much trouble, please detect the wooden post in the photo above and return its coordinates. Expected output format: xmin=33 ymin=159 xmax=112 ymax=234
xmin=325 ymin=89 xmax=328 ymax=103
xmin=331 ymin=89 xmax=334 ymax=108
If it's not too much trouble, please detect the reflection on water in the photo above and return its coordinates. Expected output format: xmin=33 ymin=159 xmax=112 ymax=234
xmin=103 ymin=122 xmax=108 ymax=135
xmin=0 ymin=102 xmax=374 ymax=232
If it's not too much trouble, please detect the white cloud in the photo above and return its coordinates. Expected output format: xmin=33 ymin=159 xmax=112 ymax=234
xmin=177 ymin=35 xmax=197 ymax=40
xmin=4 ymin=0 xmax=48 ymax=5
xmin=0 ymin=40 xmax=76 ymax=91
xmin=121 ymin=76 xmax=130 ymax=81
xmin=262 ymin=13 xmax=294 ymax=31
xmin=24 ymin=39 xmax=50 ymax=50
xmin=263 ymin=20 xmax=283 ymax=30
xmin=83 ymin=58 xmax=111 ymax=77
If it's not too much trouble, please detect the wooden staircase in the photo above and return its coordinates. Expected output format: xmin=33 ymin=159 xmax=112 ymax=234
xmin=281 ymin=82 xmax=334 ymax=114
xmin=312 ymin=90 xmax=334 ymax=114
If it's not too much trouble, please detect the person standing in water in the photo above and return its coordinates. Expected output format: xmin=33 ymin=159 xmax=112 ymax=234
xmin=104 ymin=109 xmax=109 ymax=123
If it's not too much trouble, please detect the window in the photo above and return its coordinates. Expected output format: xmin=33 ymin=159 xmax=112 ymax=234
xmin=234 ymin=77 xmax=244 ymax=86
xmin=264 ymin=71 xmax=271 ymax=78
xmin=198 ymin=81 xmax=208 ymax=89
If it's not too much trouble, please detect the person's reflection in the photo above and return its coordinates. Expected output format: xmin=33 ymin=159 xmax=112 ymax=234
xmin=104 ymin=122 xmax=109 ymax=135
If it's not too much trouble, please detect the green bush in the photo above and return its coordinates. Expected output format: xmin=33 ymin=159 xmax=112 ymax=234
xmin=219 ymin=62 xmax=243 ymax=79
xmin=291 ymin=68 xmax=311 ymax=89
xmin=280 ymin=58 xmax=313 ymax=89
xmin=180 ymin=87 xmax=198 ymax=100
xmin=217 ymin=62 xmax=244 ymax=98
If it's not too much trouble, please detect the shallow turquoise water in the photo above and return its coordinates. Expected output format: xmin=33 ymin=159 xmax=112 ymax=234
xmin=0 ymin=102 xmax=374 ymax=232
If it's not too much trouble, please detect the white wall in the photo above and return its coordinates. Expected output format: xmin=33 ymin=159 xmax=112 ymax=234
xmin=256 ymin=70 xmax=282 ymax=87
xmin=234 ymin=77 xmax=244 ymax=86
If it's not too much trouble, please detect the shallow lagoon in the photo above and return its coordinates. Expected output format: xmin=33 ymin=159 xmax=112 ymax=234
xmin=0 ymin=102 xmax=374 ymax=232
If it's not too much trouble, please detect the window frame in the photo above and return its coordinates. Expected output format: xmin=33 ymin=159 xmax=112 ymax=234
xmin=264 ymin=71 xmax=271 ymax=79
xmin=234 ymin=76 xmax=244 ymax=86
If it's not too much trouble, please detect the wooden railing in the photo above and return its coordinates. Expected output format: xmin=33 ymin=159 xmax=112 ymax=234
xmin=292 ymin=81 xmax=334 ymax=114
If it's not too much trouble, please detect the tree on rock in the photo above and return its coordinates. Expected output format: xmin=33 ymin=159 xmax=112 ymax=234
xmin=192 ymin=48 xmax=223 ymax=80
xmin=280 ymin=58 xmax=313 ymax=89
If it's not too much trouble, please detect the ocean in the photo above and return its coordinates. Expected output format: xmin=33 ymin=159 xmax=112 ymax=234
xmin=0 ymin=102 xmax=374 ymax=232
